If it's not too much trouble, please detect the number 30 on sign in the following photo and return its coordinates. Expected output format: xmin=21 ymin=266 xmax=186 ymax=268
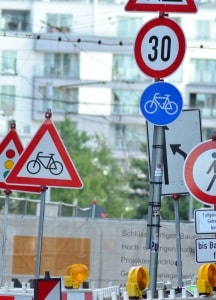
xmin=134 ymin=18 xmax=186 ymax=78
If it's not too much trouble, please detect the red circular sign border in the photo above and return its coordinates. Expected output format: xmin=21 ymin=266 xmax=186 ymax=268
xmin=184 ymin=140 xmax=216 ymax=205
xmin=134 ymin=17 xmax=186 ymax=79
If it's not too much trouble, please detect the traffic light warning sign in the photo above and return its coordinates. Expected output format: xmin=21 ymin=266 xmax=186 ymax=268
xmin=0 ymin=122 xmax=40 ymax=193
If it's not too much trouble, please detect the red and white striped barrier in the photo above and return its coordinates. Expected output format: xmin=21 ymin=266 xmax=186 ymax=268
xmin=0 ymin=284 xmax=124 ymax=300
xmin=0 ymin=285 xmax=204 ymax=300
xmin=0 ymin=287 xmax=95 ymax=300
xmin=0 ymin=296 xmax=33 ymax=300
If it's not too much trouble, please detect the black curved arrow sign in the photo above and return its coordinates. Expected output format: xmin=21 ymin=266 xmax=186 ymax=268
xmin=170 ymin=144 xmax=187 ymax=160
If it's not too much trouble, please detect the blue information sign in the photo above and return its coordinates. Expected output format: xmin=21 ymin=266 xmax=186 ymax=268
xmin=140 ymin=81 xmax=183 ymax=126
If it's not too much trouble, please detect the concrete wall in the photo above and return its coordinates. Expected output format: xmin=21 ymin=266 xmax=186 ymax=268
xmin=0 ymin=215 xmax=203 ymax=288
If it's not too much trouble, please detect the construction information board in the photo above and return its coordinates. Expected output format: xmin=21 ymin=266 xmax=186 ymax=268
xmin=195 ymin=209 xmax=216 ymax=234
xmin=1 ymin=216 xmax=201 ymax=286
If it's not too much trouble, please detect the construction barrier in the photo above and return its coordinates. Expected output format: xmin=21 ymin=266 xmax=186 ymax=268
xmin=0 ymin=282 xmax=209 ymax=300
xmin=0 ymin=284 xmax=121 ymax=300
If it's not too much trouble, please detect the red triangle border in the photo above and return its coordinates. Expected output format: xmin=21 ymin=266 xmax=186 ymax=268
xmin=125 ymin=0 xmax=197 ymax=13
xmin=0 ymin=129 xmax=41 ymax=193
xmin=6 ymin=118 xmax=83 ymax=189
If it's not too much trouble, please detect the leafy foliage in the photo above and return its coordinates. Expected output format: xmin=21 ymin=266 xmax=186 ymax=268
xmin=51 ymin=118 xmax=128 ymax=218
xmin=4 ymin=118 xmax=204 ymax=220
xmin=124 ymin=154 xmax=150 ymax=219
xmin=161 ymin=194 xmax=203 ymax=221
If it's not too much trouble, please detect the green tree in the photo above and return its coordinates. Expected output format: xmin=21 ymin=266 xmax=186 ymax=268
xmin=125 ymin=144 xmax=150 ymax=219
xmin=161 ymin=194 xmax=203 ymax=221
xmin=126 ymin=143 xmax=203 ymax=220
xmin=51 ymin=118 xmax=127 ymax=218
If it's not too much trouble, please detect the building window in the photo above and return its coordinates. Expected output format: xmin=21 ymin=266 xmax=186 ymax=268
xmin=112 ymin=90 xmax=139 ymax=115
xmin=167 ymin=65 xmax=183 ymax=82
xmin=38 ymin=86 xmax=78 ymax=114
xmin=189 ymin=92 xmax=216 ymax=118
xmin=2 ymin=50 xmax=16 ymax=74
xmin=1 ymin=10 xmax=30 ymax=32
xmin=44 ymin=53 xmax=79 ymax=78
xmin=110 ymin=123 xmax=145 ymax=151
xmin=0 ymin=85 xmax=15 ymax=115
xmin=202 ymin=127 xmax=216 ymax=140
xmin=46 ymin=14 xmax=72 ymax=32
xmin=196 ymin=20 xmax=210 ymax=40
xmin=113 ymin=55 xmax=149 ymax=81
xmin=190 ymin=59 xmax=216 ymax=83
xmin=117 ymin=16 xmax=142 ymax=37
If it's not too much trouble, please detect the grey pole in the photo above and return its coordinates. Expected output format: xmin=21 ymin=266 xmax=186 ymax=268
xmin=0 ymin=191 xmax=10 ymax=286
xmin=147 ymin=125 xmax=165 ymax=297
xmin=45 ymin=82 xmax=53 ymax=203
xmin=92 ymin=198 xmax=96 ymax=218
xmin=35 ymin=186 xmax=47 ymax=278
xmin=173 ymin=195 xmax=183 ymax=289
xmin=188 ymin=195 xmax=193 ymax=221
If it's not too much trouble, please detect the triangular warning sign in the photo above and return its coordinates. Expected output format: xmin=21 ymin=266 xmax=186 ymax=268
xmin=125 ymin=0 xmax=197 ymax=13
xmin=6 ymin=115 xmax=83 ymax=189
xmin=0 ymin=122 xmax=41 ymax=193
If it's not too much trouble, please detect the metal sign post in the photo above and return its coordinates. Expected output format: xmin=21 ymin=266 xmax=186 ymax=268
xmin=146 ymin=125 xmax=165 ymax=297
xmin=35 ymin=186 xmax=47 ymax=278
xmin=0 ymin=190 xmax=11 ymax=286
xmin=125 ymin=0 xmax=197 ymax=291
xmin=172 ymin=194 xmax=183 ymax=289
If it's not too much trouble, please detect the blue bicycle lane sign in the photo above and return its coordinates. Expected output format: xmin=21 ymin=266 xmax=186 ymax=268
xmin=140 ymin=81 xmax=183 ymax=126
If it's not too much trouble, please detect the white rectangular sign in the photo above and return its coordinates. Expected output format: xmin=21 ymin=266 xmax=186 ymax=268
xmin=195 ymin=238 xmax=216 ymax=263
xmin=195 ymin=209 xmax=216 ymax=234
xmin=147 ymin=109 xmax=202 ymax=195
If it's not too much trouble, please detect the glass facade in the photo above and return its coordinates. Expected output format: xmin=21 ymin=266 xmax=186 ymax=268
xmin=0 ymin=85 xmax=15 ymax=115
xmin=1 ymin=10 xmax=30 ymax=31
xmin=44 ymin=53 xmax=79 ymax=78
xmin=196 ymin=20 xmax=210 ymax=40
xmin=110 ymin=123 xmax=145 ymax=151
xmin=117 ymin=16 xmax=142 ymax=38
xmin=112 ymin=90 xmax=140 ymax=115
xmin=38 ymin=86 xmax=78 ymax=113
xmin=190 ymin=59 xmax=216 ymax=83
xmin=46 ymin=14 xmax=72 ymax=32
xmin=2 ymin=50 xmax=16 ymax=74
xmin=113 ymin=55 xmax=147 ymax=81
xmin=189 ymin=92 xmax=216 ymax=119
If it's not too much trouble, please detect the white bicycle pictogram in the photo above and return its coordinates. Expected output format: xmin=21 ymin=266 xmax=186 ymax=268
xmin=144 ymin=92 xmax=178 ymax=115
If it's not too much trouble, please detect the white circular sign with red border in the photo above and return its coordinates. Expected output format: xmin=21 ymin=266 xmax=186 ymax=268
xmin=183 ymin=140 xmax=216 ymax=205
xmin=134 ymin=17 xmax=186 ymax=78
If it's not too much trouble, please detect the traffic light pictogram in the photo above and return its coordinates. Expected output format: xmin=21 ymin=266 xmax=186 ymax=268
xmin=3 ymin=149 xmax=16 ymax=178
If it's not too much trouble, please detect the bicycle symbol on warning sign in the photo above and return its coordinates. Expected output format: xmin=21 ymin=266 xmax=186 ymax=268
xmin=27 ymin=152 xmax=63 ymax=175
xmin=144 ymin=93 xmax=178 ymax=115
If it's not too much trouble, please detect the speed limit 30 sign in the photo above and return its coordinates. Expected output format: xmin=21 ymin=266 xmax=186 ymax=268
xmin=134 ymin=17 xmax=186 ymax=78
